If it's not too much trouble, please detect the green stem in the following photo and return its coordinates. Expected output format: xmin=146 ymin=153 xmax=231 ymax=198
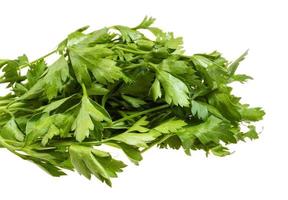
xmin=148 ymin=62 xmax=158 ymax=71
xmin=10 ymin=108 xmax=35 ymax=113
xmin=47 ymin=129 xmax=171 ymax=149
xmin=51 ymin=140 xmax=102 ymax=147
xmin=0 ymin=99 xmax=13 ymax=106
xmin=18 ymin=49 xmax=57 ymax=69
xmin=129 ymin=55 xmax=142 ymax=62
xmin=81 ymin=83 xmax=88 ymax=96
xmin=114 ymin=46 xmax=148 ymax=55
xmin=101 ymin=82 xmax=123 ymax=107
xmin=0 ymin=76 xmax=26 ymax=83
xmin=112 ymin=104 xmax=169 ymax=125
xmin=141 ymin=134 xmax=172 ymax=153
xmin=83 ymin=138 xmax=110 ymax=145
xmin=0 ymin=135 xmax=21 ymax=153
xmin=0 ymin=108 xmax=14 ymax=118
xmin=103 ymin=126 xmax=130 ymax=129
xmin=0 ymin=102 xmax=36 ymax=115
xmin=122 ymin=63 xmax=145 ymax=70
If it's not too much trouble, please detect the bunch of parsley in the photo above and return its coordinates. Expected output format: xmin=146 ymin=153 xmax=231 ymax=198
xmin=0 ymin=17 xmax=264 ymax=186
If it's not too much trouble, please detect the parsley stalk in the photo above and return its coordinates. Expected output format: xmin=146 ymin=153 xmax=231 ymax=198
xmin=18 ymin=49 xmax=57 ymax=69
xmin=112 ymin=104 xmax=170 ymax=125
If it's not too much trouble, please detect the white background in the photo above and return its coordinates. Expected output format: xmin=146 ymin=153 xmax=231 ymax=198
xmin=0 ymin=0 xmax=287 ymax=199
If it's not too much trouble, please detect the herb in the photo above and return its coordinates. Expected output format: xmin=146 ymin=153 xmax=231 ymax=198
xmin=0 ymin=17 xmax=264 ymax=186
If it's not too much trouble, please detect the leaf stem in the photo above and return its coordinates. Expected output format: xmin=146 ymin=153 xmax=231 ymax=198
xmin=18 ymin=49 xmax=57 ymax=69
xmin=141 ymin=134 xmax=172 ymax=153
xmin=0 ymin=135 xmax=21 ymax=153
xmin=0 ymin=76 xmax=26 ymax=83
xmin=0 ymin=99 xmax=13 ymax=106
xmin=114 ymin=46 xmax=148 ymax=55
xmin=122 ymin=63 xmax=146 ymax=70
xmin=0 ymin=108 xmax=14 ymax=118
xmin=81 ymin=83 xmax=88 ymax=96
xmin=10 ymin=108 xmax=35 ymax=113
xmin=112 ymin=104 xmax=169 ymax=125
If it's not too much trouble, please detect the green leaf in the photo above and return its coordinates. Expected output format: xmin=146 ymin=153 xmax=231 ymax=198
xmin=157 ymin=32 xmax=183 ymax=50
xmin=76 ymin=28 xmax=112 ymax=46
xmin=107 ymin=142 xmax=143 ymax=165
xmin=136 ymin=39 xmax=155 ymax=50
xmin=12 ymin=83 xmax=28 ymax=95
xmin=149 ymin=79 xmax=162 ymax=101
xmin=155 ymin=69 xmax=190 ymax=107
xmin=110 ymin=131 xmax=161 ymax=148
xmin=0 ymin=58 xmax=23 ymax=86
xmin=31 ymin=159 xmax=67 ymax=177
xmin=228 ymin=50 xmax=248 ymax=76
xmin=239 ymin=105 xmax=265 ymax=121
xmin=26 ymin=111 xmax=75 ymax=146
xmin=153 ymin=118 xmax=187 ymax=134
xmin=111 ymin=117 xmax=186 ymax=148
xmin=0 ymin=118 xmax=25 ymax=141
xmin=41 ymin=124 xmax=60 ymax=146
xmin=42 ymin=94 xmax=78 ymax=113
xmin=26 ymin=112 xmax=76 ymax=145
xmin=53 ymin=112 xmax=76 ymax=138
xmin=57 ymin=25 xmax=89 ymax=51
xmin=120 ymin=70 xmax=154 ymax=98
xmin=69 ymin=46 xmax=125 ymax=85
xmin=21 ymin=56 xmax=69 ymax=100
xmin=177 ymin=116 xmax=236 ymax=148
xmin=192 ymin=55 xmax=229 ymax=85
xmin=126 ymin=116 xmax=150 ymax=133
xmin=121 ymin=94 xmax=146 ymax=108
xmin=159 ymin=59 xmax=190 ymax=75
xmin=20 ymin=154 xmax=67 ymax=177
xmin=40 ymin=56 xmax=69 ymax=100
xmin=230 ymin=74 xmax=253 ymax=83
xmin=89 ymin=58 xmax=125 ymax=84
xmin=26 ymin=59 xmax=47 ymax=88
xmin=87 ymin=83 xmax=109 ymax=96
xmin=25 ymin=114 xmax=52 ymax=145
xmin=69 ymin=50 xmax=92 ymax=86
xmin=69 ymin=145 xmax=126 ymax=186
xmin=114 ymin=25 xmax=143 ymax=43
xmin=72 ymin=95 xmax=111 ymax=142
xmin=158 ymin=135 xmax=182 ymax=150
xmin=133 ymin=16 xmax=156 ymax=29
xmin=191 ymin=100 xmax=209 ymax=120
xmin=208 ymin=92 xmax=241 ymax=121
xmin=244 ymin=125 xmax=259 ymax=140
xmin=211 ymin=145 xmax=231 ymax=157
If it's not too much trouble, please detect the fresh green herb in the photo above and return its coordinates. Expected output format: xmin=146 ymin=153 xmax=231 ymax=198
xmin=0 ymin=17 xmax=264 ymax=186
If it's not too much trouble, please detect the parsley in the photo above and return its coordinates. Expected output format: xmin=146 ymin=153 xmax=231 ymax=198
xmin=0 ymin=17 xmax=265 ymax=186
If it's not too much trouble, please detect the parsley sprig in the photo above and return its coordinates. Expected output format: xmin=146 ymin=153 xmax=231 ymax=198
xmin=0 ymin=17 xmax=264 ymax=186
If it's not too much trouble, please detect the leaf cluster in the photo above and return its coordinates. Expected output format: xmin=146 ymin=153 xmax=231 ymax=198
xmin=0 ymin=17 xmax=264 ymax=186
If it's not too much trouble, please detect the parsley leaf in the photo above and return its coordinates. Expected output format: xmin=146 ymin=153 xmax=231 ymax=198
xmin=72 ymin=91 xmax=111 ymax=142
xmin=21 ymin=56 xmax=69 ymax=100
xmin=69 ymin=46 xmax=126 ymax=86
xmin=191 ymin=100 xmax=209 ymax=120
xmin=153 ymin=68 xmax=190 ymax=107
xmin=69 ymin=145 xmax=126 ymax=186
